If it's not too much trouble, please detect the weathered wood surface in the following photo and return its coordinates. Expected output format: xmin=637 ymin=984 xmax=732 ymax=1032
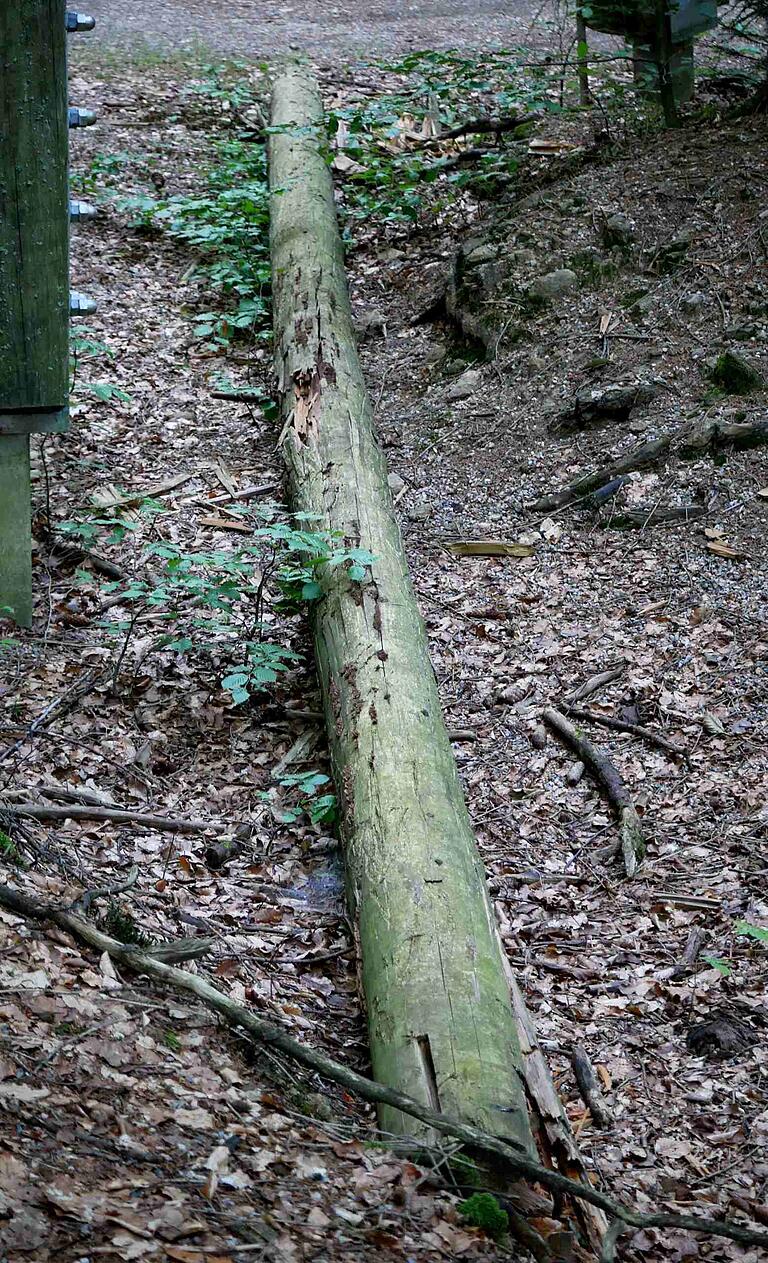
xmin=268 ymin=63 xmax=534 ymax=1157
xmin=0 ymin=437 xmax=33 ymax=627
xmin=0 ymin=0 xmax=69 ymax=412
xmin=0 ymin=1 xmax=70 ymax=627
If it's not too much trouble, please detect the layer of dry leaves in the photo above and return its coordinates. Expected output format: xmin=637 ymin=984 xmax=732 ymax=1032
xmin=1 ymin=27 xmax=767 ymax=1263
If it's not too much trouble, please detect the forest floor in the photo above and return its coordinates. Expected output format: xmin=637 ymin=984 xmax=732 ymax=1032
xmin=1 ymin=8 xmax=767 ymax=1263
xmin=83 ymin=0 xmax=555 ymax=60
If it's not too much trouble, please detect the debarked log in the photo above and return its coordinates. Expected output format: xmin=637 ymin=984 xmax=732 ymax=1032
xmin=268 ymin=63 xmax=535 ymax=1157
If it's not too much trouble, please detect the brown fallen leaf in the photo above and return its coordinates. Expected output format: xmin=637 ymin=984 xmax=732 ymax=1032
xmin=202 ymin=1144 xmax=229 ymax=1200
xmin=332 ymin=151 xmax=365 ymax=175
xmin=446 ymin=540 xmax=537 ymax=558
xmin=198 ymin=516 xmax=252 ymax=534
xmin=91 ymin=473 xmax=192 ymax=509
xmin=706 ymin=540 xmax=744 ymax=559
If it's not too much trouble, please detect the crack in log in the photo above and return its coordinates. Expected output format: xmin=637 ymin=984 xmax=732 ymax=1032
xmin=415 ymin=1033 xmax=442 ymax=1112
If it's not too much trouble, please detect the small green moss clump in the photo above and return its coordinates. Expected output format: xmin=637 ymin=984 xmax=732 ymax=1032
xmin=0 ymin=830 xmax=22 ymax=865
xmin=709 ymin=351 xmax=765 ymax=395
xmin=458 ymin=1192 xmax=509 ymax=1240
xmin=102 ymin=901 xmax=151 ymax=947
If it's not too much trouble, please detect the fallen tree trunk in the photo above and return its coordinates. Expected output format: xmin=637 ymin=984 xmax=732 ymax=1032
xmin=268 ymin=64 xmax=534 ymax=1158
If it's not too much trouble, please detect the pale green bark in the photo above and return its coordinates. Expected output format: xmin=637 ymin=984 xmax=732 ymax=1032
xmin=268 ymin=64 xmax=534 ymax=1157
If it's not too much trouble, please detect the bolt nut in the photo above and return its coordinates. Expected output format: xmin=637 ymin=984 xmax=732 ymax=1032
xmin=69 ymin=199 xmax=97 ymax=222
xmin=66 ymin=12 xmax=96 ymax=31
xmin=68 ymin=107 xmax=98 ymax=128
xmin=70 ymin=292 xmax=98 ymax=315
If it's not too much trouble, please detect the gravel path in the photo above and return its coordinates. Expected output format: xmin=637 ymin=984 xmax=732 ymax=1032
xmin=84 ymin=0 xmax=548 ymax=60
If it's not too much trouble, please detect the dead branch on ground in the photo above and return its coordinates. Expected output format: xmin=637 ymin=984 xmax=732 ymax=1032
xmin=542 ymin=708 xmax=646 ymax=877
xmin=563 ymin=704 xmax=688 ymax=761
xmin=571 ymin=1046 xmax=613 ymax=1129
xmin=534 ymin=416 xmax=768 ymax=514
xmin=4 ymin=802 xmax=227 ymax=834
xmin=565 ymin=664 xmax=626 ymax=705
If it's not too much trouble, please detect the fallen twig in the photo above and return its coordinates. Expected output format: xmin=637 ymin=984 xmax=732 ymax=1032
xmin=650 ymin=892 xmax=720 ymax=911
xmin=542 ymin=707 xmax=646 ymax=877
xmin=38 ymin=784 xmax=118 ymax=807
xmin=73 ymin=863 xmax=139 ymax=914
xmin=671 ymin=926 xmax=707 ymax=979
xmin=425 ymin=112 xmax=540 ymax=142
xmin=4 ymin=803 xmax=226 ymax=834
xmin=565 ymin=665 xmax=626 ymax=706
xmin=1 ymin=881 xmax=767 ymax=1256
xmin=0 ymin=668 xmax=101 ymax=765
xmin=502 ymin=870 xmax=587 ymax=886
xmin=601 ymin=504 xmax=706 ymax=530
xmin=210 ymin=388 xmax=268 ymax=403
xmin=146 ymin=936 xmax=216 ymax=964
xmin=197 ymin=482 xmax=278 ymax=506
xmin=46 ymin=540 xmax=127 ymax=581
xmin=564 ymin=704 xmax=687 ymax=761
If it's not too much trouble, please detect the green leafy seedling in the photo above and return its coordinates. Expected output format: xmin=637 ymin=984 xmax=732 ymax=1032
xmin=736 ymin=921 xmax=768 ymax=944
xmin=458 ymin=1192 xmax=508 ymax=1240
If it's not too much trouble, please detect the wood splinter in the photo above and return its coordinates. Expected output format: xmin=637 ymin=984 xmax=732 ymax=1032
xmin=571 ymin=1045 xmax=613 ymax=1130
xmin=542 ymin=707 xmax=646 ymax=878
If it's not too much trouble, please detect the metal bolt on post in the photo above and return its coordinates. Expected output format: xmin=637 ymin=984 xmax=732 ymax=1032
xmin=70 ymin=293 xmax=99 ymax=316
xmin=68 ymin=106 xmax=97 ymax=127
xmin=69 ymin=198 xmax=97 ymax=221
xmin=66 ymin=11 xmax=95 ymax=31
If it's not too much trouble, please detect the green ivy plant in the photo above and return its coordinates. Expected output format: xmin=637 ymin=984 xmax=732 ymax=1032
xmin=119 ymin=138 xmax=271 ymax=347
xmin=70 ymin=324 xmax=132 ymax=405
xmin=263 ymin=770 xmax=337 ymax=826
xmin=703 ymin=920 xmax=768 ymax=976
xmin=67 ymin=502 xmax=373 ymax=706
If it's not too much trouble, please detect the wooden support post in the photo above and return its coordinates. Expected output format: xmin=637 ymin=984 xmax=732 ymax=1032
xmin=653 ymin=0 xmax=679 ymax=126
xmin=0 ymin=438 xmax=33 ymax=628
xmin=0 ymin=1 xmax=70 ymax=625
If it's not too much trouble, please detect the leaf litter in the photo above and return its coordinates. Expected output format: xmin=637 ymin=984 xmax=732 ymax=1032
xmin=1 ymin=24 xmax=767 ymax=1263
